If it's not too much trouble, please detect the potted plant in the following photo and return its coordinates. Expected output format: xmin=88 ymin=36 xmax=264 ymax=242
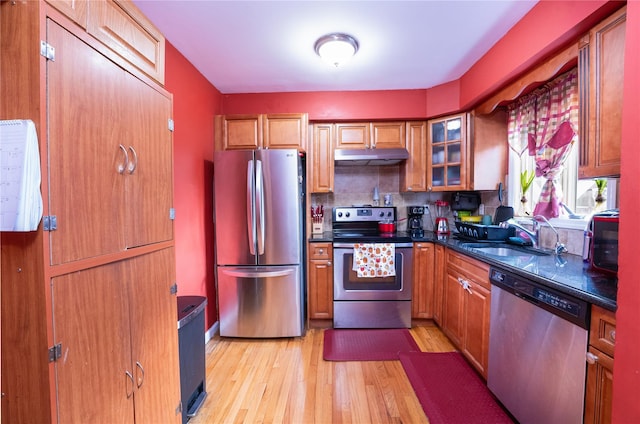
xmin=595 ymin=179 xmax=607 ymax=211
xmin=519 ymin=170 xmax=535 ymax=216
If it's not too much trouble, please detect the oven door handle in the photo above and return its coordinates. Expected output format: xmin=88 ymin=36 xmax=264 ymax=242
xmin=333 ymin=242 xmax=413 ymax=249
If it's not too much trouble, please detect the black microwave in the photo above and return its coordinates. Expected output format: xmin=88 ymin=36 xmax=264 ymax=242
xmin=589 ymin=210 xmax=619 ymax=275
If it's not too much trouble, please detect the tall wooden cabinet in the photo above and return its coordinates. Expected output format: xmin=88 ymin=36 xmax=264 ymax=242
xmin=1 ymin=2 xmax=181 ymax=423
xmin=311 ymin=124 xmax=335 ymax=193
xmin=578 ymin=6 xmax=626 ymax=179
xmin=401 ymin=121 xmax=428 ymax=192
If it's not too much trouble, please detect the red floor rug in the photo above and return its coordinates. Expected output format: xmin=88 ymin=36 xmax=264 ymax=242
xmin=399 ymin=351 xmax=513 ymax=424
xmin=323 ymin=328 xmax=420 ymax=361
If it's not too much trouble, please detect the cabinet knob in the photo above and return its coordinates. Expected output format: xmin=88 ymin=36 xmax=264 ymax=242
xmin=318 ymin=249 xmax=324 ymax=254
xmin=327 ymin=261 xmax=332 ymax=266
xmin=609 ymin=330 xmax=616 ymax=343
xmin=586 ymin=352 xmax=599 ymax=364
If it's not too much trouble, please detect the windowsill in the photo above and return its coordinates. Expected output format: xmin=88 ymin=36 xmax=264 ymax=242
xmin=512 ymin=215 xmax=588 ymax=230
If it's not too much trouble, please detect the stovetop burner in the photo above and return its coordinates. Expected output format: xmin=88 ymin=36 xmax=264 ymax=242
xmin=331 ymin=206 xmax=412 ymax=243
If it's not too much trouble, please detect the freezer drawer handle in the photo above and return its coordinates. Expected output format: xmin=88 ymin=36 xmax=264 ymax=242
xmin=221 ymin=268 xmax=294 ymax=278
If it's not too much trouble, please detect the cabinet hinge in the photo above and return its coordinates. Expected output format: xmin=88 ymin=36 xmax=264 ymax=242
xmin=168 ymin=119 xmax=175 ymax=132
xmin=170 ymin=283 xmax=178 ymax=295
xmin=169 ymin=208 xmax=176 ymax=220
xmin=40 ymin=41 xmax=56 ymax=61
xmin=43 ymin=215 xmax=57 ymax=231
xmin=48 ymin=343 xmax=62 ymax=362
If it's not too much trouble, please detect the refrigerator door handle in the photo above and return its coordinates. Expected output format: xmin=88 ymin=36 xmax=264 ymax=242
xmin=255 ymin=159 xmax=265 ymax=255
xmin=247 ymin=160 xmax=256 ymax=255
xmin=220 ymin=268 xmax=294 ymax=278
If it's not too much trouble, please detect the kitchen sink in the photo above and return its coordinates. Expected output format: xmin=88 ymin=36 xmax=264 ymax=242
xmin=460 ymin=242 xmax=550 ymax=257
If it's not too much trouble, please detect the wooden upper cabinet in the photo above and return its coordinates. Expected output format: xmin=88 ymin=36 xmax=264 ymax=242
xmin=427 ymin=113 xmax=468 ymax=191
xmin=46 ymin=0 xmax=88 ymax=27
xmin=87 ymin=0 xmax=166 ymax=84
xmin=401 ymin=121 xmax=428 ymax=192
xmin=216 ymin=115 xmax=263 ymax=150
xmin=263 ymin=113 xmax=308 ymax=150
xmin=215 ymin=113 xmax=307 ymax=151
xmin=371 ymin=121 xmax=406 ymax=149
xmin=578 ymin=6 xmax=626 ymax=178
xmin=311 ymin=123 xmax=334 ymax=193
xmin=468 ymin=109 xmax=508 ymax=191
xmin=334 ymin=122 xmax=370 ymax=149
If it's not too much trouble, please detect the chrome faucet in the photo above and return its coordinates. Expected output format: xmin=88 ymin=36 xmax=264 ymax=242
xmin=504 ymin=218 xmax=540 ymax=248
xmin=505 ymin=215 xmax=568 ymax=255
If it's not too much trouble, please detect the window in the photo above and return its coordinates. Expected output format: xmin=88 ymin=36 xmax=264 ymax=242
xmin=506 ymin=68 xmax=618 ymax=229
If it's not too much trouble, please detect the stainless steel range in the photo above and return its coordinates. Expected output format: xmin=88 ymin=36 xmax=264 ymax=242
xmin=332 ymin=206 xmax=413 ymax=328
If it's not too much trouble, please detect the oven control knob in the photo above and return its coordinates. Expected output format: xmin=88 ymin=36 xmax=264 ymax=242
xmin=387 ymin=212 xmax=392 ymax=217
xmin=379 ymin=212 xmax=384 ymax=217
xmin=337 ymin=212 xmax=342 ymax=218
xmin=345 ymin=212 xmax=350 ymax=217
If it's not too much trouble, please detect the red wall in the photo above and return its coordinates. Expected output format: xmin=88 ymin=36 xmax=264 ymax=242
xmin=164 ymin=42 xmax=222 ymax=330
xmin=614 ymin=1 xmax=640 ymax=421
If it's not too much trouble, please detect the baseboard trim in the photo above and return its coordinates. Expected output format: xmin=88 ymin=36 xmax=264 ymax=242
xmin=205 ymin=321 xmax=219 ymax=344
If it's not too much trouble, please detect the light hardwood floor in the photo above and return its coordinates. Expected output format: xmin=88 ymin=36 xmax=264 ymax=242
xmin=189 ymin=322 xmax=456 ymax=424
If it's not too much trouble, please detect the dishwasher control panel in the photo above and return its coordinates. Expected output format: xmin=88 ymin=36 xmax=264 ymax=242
xmin=489 ymin=267 xmax=589 ymax=329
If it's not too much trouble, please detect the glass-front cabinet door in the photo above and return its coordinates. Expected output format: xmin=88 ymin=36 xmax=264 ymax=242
xmin=427 ymin=113 xmax=468 ymax=191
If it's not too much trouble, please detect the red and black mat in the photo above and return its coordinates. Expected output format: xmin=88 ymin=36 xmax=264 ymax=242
xmin=399 ymin=351 xmax=513 ymax=424
xmin=323 ymin=328 xmax=420 ymax=361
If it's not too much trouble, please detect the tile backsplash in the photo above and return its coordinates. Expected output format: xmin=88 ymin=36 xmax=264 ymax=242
xmin=309 ymin=164 xmax=586 ymax=255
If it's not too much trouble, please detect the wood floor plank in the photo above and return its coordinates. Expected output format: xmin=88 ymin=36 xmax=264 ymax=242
xmin=189 ymin=323 xmax=456 ymax=424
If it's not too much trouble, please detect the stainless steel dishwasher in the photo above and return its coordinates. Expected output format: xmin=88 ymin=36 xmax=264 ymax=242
xmin=487 ymin=266 xmax=590 ymax=424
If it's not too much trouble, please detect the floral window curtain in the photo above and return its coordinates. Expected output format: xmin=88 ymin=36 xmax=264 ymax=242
xmin=507 ymin=68 xmax=579 ymax=218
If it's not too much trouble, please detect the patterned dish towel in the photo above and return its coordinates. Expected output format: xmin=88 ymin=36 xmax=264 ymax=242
xmin=352 ymin=243 xmax=396 ymax=278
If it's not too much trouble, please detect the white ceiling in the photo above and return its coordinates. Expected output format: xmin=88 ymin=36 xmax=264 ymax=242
xmin=132 ymin=0 xmax=538 ymax=94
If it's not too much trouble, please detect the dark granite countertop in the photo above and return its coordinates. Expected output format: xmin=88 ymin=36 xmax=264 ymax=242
xmin=309 ymin=232 xmax=617 ymax=311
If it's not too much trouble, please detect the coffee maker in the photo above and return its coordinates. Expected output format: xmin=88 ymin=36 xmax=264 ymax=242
xmin=407 ymin=206 xmax=425 ymax=238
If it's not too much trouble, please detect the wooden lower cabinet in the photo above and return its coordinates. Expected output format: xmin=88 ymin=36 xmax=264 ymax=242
xmin=53 ymin=248 xmax=181 ymax=423
xmin=441 ymin=248 xmax=491 ymax=378
xmin=308 ymin=243 xmax=333 ymax=320
xmin=585 ymin=305 xmax=616 ymax=424
xmin=412 ymin=242 xmax=435 ymax=318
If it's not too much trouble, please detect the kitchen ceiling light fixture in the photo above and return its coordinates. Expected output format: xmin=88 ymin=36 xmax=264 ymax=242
xmin=314 ymin=33 xmax=359 ymax=67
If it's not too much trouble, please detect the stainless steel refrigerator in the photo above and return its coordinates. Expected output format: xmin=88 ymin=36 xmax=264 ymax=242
xmin=213 ymin=149 xmax=305 ymax=338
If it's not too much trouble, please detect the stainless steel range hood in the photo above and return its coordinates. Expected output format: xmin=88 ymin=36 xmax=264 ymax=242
xmin=334 ymin=148 xmax=409 ymax=166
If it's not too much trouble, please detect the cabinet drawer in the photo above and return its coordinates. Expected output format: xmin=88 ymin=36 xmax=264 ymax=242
xmin=590 ymin=305 xmax=616 ymax=357
xmin=310 ymin=243 xmax=332 ymax=260
xmin=446 ymin=249 xmax=490 ymax=289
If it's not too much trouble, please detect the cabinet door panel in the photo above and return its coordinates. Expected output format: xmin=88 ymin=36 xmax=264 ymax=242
xmin=401 ymin=121 xmax=427 ymax=192
xmin=127 ymin=249 xmax=181 ymax=423
xmin=123 ymin=73 xmax=173 ymax=248
xmin=311 ymin=124 xmax=334 ymax=193
xmin=463 ymin=281 xmax=490 ymax=378
xmin=47 ymin=19 xmax=127 ymax=265
xmin=412 ymin=243 xmax=434 ymax=318
xmin=87 ymin=0 xmax=165 ymax=84
xmin=442 ymin=272 xmax=463 ymax=346
xmin=334 ymin=123 xmax=369 ymax=149
xmin=52 ymin=263 xmax=134 ymax=423
xmin=263 ymin=113 xmax=307 ymax=150
xmin=371 ymin=121 xmax=406 ymax=149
